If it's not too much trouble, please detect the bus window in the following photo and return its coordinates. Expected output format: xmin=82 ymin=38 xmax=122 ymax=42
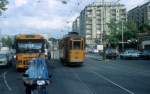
xmin=73 ymin=41 xmax=81 ymax=49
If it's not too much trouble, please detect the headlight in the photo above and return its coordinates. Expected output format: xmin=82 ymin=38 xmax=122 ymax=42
xmin=45 ymin=49 xmax=48 ymax=55
xmin=37 ymin=80 xmax=45 ymax=85
xmin=14 ymin=55 xmax=16 ymax=59
xmin=44 ymin=52 xmax=48 ymax=55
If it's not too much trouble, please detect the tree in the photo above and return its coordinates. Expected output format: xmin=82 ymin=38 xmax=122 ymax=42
xmin=140 ymin=24 xmax=150 ymax=34
xmin=107 ymin=19 xmax=138 ymax=48
xmin=0 ymin=0 xmax=8 ymax=15
xmin=126 ymin=20 xmax=137 ymax=40
xmin=107 ymin=19 xmax=125 ymax=47
xmin=127 ymin=20 xmax=137 ymax=32
xmin=1 ymin=36 xmax=13 ymax=48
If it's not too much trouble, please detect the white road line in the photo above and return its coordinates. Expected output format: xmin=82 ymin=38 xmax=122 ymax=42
xmin=3 ymin=71 xmax=12 ymax=91
xmin=91 ymin=71 xmax=134 ymax=94
xmin=70 ymin=68 xmax=96 ymax=94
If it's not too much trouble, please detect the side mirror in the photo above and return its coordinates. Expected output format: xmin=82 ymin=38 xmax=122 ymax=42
xmin=23 ymin=74 xmax=29 ymax=77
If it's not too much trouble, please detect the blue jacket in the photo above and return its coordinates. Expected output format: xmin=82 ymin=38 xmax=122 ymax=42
xmin=25 ymin=58 xmax=49 ymax=79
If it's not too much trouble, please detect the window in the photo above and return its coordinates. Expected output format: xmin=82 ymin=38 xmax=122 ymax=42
xmin=73 ymin=41 xmax=81 ymax=49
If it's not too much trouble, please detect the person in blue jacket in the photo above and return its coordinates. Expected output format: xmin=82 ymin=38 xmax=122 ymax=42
xmin=23 ymin=58 xmax=50 ymax=94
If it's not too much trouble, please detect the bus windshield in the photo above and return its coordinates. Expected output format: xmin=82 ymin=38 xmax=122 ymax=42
xmin=17 ymin=42 xmax=44 ymax=53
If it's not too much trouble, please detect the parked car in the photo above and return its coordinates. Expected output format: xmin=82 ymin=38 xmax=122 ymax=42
xmin=142 ymin=50 xmax=150 ymax=60
xmin=120 ymin=50 xmax=144 ymax=60
xmin=0 ymin=47 xmax=10 ymax=51
xmin=0 ymin=51 xmax=13 ymax=67
xmin=105 ymin=48 xmax=119 ymax=59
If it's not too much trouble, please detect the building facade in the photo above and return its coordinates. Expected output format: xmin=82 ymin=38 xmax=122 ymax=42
xmin=73 ymin=2 xmax=126 ymax=49
xmin=128 ymin=2 xmax=150 ymax=30
xmin=128 ymin=2 xmax=150 ymax=50
xmin=72 ymin=17 xmax=80 ymax=34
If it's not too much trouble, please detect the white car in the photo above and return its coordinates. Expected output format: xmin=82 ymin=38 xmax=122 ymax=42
xmin=120 ymin=50 xmax=143 ymax=59
xmin=0 ymin=51 xmax=13 ymax=67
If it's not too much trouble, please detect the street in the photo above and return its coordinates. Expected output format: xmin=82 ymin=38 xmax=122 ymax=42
xmin=0 ymin=55 xmax=150 ymax=94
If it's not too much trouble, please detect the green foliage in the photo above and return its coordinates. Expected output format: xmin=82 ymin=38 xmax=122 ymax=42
xmin=1 ymin=36 xmax=13 ymax=48
xmin=107 ymin=19 xmax=138 ymax=47
xmin=107 ymin=19 xmax=125 ymax=47
xmin=127 ymin=20 xmax=137 ymax=32
xmin=140 ymin=24 xmax=150 ymax=33
xmin=0 ymin=0 xmax=8 ymax=15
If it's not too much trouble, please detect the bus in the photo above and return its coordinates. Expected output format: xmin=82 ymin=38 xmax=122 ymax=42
xmin=14 ymin=34 xmax=49 ymax=70
xmin=59 ymin=32 xmax=85 ymax=65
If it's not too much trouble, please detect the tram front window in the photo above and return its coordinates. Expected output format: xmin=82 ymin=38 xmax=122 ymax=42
xmin=73 ymin=41 xmax=81 ymax=49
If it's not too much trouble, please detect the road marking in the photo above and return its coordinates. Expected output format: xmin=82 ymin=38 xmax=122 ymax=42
xmin=70 ymin=68 xmax=96 ymax=94
xmin=91 ymin=71 xmax=134 ymax=94
xmin=3 ymin=71 xmax=12 ymax=91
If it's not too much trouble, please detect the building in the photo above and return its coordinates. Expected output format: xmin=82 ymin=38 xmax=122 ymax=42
xmin=73 ymin=2 xmax=127 ymax=49
xmin=128 ymin=2 xmax=150 ymax=50
xmin=128 ymin=2 xmax=150 ymax=30
xmin=72 ymin=17 xmax=80 ymax=34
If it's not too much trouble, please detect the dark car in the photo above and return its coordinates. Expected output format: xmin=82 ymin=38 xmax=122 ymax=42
xmin=105 ymin=48 xmax=119 ymax=59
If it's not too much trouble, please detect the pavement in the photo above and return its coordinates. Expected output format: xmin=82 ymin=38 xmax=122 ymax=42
xmin=0 ymin=55 xmax=150 ymax=94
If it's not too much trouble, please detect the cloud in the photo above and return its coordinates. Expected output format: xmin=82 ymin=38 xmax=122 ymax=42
xmin=1 ymin=15 xmax=77 ymax=31
xmin=120 ymin=0 xmax=145 ymax=10
xmin=2 ymin=0 xmax=146 ymax=37
xmin=15 ymin=0 xmax=28 ymax=7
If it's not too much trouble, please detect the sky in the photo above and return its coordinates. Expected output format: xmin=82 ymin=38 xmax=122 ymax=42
xmin=0 ymin=0 xmax=147 ymax=38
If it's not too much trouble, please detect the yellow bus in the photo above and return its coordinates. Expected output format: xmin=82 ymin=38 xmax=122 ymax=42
xmin=59 ymin=32 xmax=85 ymax=66
xmin=14 ymin=34 xmax=49 ymax=71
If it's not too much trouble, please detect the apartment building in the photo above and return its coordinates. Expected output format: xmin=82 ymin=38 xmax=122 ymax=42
xmin=128 ymin=2 xmax=150 ymax=30
xmin=72 ymin=17 xmax=80 ymax=34
xmin=73 ymin=2 xmax=126 ymax=48
xmin=128 ymin=2 xmax=150 ymax=50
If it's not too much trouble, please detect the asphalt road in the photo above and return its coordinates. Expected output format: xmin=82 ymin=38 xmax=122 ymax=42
xmin=0 ymin=56 xmax=150 ymax=94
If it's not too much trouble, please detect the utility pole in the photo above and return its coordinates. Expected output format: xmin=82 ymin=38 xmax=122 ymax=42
xmin=102 ymin=0 xmax=106 ymax=60
xmin=121 ymin=21 xmax=124 ymax=52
